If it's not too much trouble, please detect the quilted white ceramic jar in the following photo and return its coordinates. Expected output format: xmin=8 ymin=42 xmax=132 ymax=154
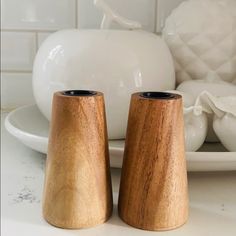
xmin=162 ymin=0 xmax=236 ymax=85
xmin=33 ymin=0 xmax=175 ymax=139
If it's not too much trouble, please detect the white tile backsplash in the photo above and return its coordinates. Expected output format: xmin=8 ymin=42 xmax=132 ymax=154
xmin=156 ymin=0 xmax=185 ymax=32
xmin=1 ymin=0 xmax=186 ymax=110
xmin=1 ymin=32 xmax=36 ymax=71
xmin=1 ymin=0 xmax=76 ymax=30
xmin=37 ymin=32 xmax=53 ymax=48
xmin=1 ymin=73 xmax=35 ymax=109
xmin=77 ymin=0 xmax=156 ymax=32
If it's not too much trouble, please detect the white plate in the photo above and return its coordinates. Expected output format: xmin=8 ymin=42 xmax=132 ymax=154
xmin=5 ymin=105 xmax=236 ymax=171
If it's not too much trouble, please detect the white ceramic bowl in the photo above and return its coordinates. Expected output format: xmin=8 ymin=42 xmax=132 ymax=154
xmin=33 ymin=29 xmax=175 ymax=139
xmin=5 ymin=105 xmax=48 ymax=153
xmin=5 ymin=103 xmax=207 ymax=153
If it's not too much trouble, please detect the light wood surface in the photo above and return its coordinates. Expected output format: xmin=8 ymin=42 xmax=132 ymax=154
xmin=118 ymin=92 xmax=188 ymax=231
xmin=42 ymin=90 xmax=113 ymax=229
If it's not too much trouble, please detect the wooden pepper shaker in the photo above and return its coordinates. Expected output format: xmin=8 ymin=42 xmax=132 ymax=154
xmin=118 ymin=92 xmax=188 ymax=231
xmin=42 ymin=90 xmax=113 ymax=229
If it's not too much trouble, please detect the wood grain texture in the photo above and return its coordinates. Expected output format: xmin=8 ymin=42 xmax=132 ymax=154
xmin=118 ymin=92 xmax=188 ymax=231
xmin=42 ymin=91 xmax=113 ymax=229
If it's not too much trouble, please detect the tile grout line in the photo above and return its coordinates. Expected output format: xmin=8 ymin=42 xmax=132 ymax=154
xmin=1 ymin=29 xmax=55 ymax=33
xmin=75 ymin=0 xmax=78 ymax=28
xmin=1 ymin=70 xmax=32 ymax=74
xmin=35 ymin=32 xmax=39 ymax=50
xmin=154 ymin=0 xmax=159 ymax=34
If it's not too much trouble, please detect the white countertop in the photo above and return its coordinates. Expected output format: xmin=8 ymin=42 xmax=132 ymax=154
xmin=1 ymin=111 xmax=236 ymax=236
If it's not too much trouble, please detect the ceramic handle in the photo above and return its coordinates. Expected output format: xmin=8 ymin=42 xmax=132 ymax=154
xmin=184 ymin=105 xmax=203 ymax=116
xmin=94 ymin=0 xmax=142 ymax=30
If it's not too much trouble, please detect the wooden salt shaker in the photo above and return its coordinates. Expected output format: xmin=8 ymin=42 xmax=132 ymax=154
xmin=118 ymin=92 xmax=188 ymax=231
xmin=42 ymin=90 xmax=113 ymax=229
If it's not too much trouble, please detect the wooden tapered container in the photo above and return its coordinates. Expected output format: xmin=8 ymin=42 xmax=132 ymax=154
xmin=42 ymin=90 xmax=113 ymax=229
xmin=118 ymin=92 xmax=188 ymax=231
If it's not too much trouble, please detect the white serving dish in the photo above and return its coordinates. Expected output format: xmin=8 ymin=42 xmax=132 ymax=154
xmin=5 ymin=104 xmax=236 ymax=171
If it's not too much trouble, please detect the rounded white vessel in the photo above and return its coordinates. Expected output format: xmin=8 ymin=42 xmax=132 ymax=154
xmin=33 ymin=29 xmax=175 ymax=139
